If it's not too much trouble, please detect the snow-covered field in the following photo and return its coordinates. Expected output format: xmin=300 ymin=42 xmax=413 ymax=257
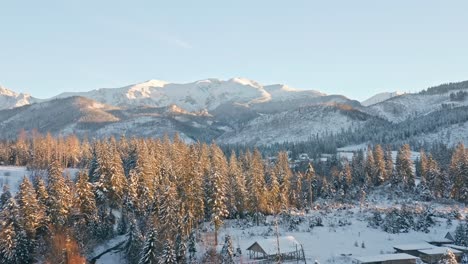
xmin=0 ymin=166 xmax=79 ymax=193
xmin=219 ymin=208 xmax=462 ymax=263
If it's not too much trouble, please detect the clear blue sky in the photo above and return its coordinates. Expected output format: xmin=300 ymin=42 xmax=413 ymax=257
xmin=1 ymin=0 xmax=467 ymax=100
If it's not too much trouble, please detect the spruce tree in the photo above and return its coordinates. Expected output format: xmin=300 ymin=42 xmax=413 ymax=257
xmin=209 ymin=144 xmax=229 ymax=245
xmin=139 ymin=229 xmax=159 ymax=264
xmin=304 ymin=163 xmax=316 ymax=209
xmin=438 ymin=249 xmax=458 ymax=264
xmin=159 ymin=241 xmax=177 ymax=264
xmin=16 ymin=177 xmax=45 ymax=239
xmin=47 ymin=159 xmax=72 ymax=226
xmin=373 ymin=145 xmax=386 ymax=185
xmin=221 ymin=235 xmax=235 ymax=264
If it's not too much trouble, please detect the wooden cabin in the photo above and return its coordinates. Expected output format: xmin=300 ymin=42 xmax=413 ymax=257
xmin=246 ymin=236 xmax=304 ymax=262
xmin=355 ymin=253 xmax=419 ymax=264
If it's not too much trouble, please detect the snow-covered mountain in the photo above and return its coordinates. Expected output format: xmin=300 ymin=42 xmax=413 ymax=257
xmin=361 ymin=91 xmax=404 ymax=106
xmin=1 ymin=78 xmax=468 ymax=146
xmin=0 ymin=86 xmax=35 ymax=110
xmin=366 ymin=82 xmax=468 ymax=123
xmin=54 ymin=78 xmax=326 ymax=112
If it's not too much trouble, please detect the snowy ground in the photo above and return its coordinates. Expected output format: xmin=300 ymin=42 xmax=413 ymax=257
xmin=0 ymin=166 xmax=80 ymax=193
xmin=219 ymin=210 xmax=460 ymax=264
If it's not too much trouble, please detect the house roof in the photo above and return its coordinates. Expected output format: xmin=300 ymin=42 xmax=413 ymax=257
xmin=247 ymin=236 xmax=301 ymax=255
xmin=447 ymin=244 xmax=468 ymax=252
xmin=393 ymin=243 xmax=434 ymax=251
xmin=355 ymin=253 xmax=418 ymax=263
xmin=418 ymin=247 xmax=462 ymax=255
xmin=445 ymin=232 xmax=456 ymax=241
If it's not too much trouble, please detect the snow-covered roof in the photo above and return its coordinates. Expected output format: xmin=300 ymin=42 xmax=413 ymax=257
xmin=418 ymin=247 xmax=462 ymax=255
xmin=426 ymin=238 xmax=453 ymax=243
xmin=447 ymin=245 xmax=468 ymax=252
xmin=247 ymin=236 xmax=301 ymax=255
xmin=355 ymin=253 xmax=418 ymax=263
xmin=393 ymin=243 xmax=434 ymax=251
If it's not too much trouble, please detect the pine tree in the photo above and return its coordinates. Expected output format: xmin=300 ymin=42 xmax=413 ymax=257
xmin=124 ymin=219 xmax=144 ymax=264
xmin=94 ymin=143 xmax=127 ymax=208
xmin=175 ymin=233 xmax=187 ymax=263
xmin=373 ymin=145 xmax=386 ymax=185
xmin=267 ymin=167 xmax=280 ymax=214
xmin=275 ymin=151 xmax=292 ymax=209
xmin=221 ymin=235 xmax=235 ymax=264
xmin=461 ymin=253 xmax=468 ymax=264
xmin=247 ymin=149 xmax=267 ymax=225
xmin=159 ymin=241 xmax=177 ymax=264
xmin=47 ymin=159 xmax=72 ymax=226
xmin=187 ymin=231 xmax=197 ymax=263
xmin=0 ymin=184 xmax=12 ymax=209
xmin=438 ymin=249 xmax=458 ymax=264
xmin=208 ymin=144 xmax=229 ymax=245
xmin=384 ymin=146 xmax=393 ymax=181
xmin=75 ymin=171 xmax=98 ymax=224
xmin=450 ymin=143 xmax=468 ymax=202
xmin=228 ymin=152 xmax=247 ymax=218
xmin=158 ymin=184 xmax=179 ymax=241
xmin=365 ymin=147 xmax=375 ymax=187
xmin=395 ymin=144 xmax=414 ymax=190
xmin=16 ymin=177 xmax=45 ymax=239
xmin=304 ymin=163 xmax=316 ymax=209
xmin=0 ymin=197 xmax=34 ymax=264
xmin=139 ymin=229 xmax=159 ymax=264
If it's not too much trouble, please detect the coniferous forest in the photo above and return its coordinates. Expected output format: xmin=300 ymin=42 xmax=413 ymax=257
xmin=0 ymin=132 xmax=467 ymax=263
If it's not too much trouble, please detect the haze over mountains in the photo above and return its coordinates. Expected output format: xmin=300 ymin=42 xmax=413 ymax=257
xmin=1 ymin=78 xmax=467 ymax=147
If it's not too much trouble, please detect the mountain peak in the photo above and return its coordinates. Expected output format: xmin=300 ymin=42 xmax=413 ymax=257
xmin=0 ymin=86 xmax=19 ymax=97
xmin=361 ymin=91 xmax=405 ymax=106
xmin=228 ymin=77 xmax=262 ymax=88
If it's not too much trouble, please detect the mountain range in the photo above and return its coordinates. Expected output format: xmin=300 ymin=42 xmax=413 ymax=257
xmin=1 ymin=78 xmax=468 ymax=147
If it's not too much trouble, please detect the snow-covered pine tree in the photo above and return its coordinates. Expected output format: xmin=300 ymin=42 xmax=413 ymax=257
xmin=304 ymin=163 xmax=316 ymax=209
xmin=95 ymin=143 xmax=127 ymax=208
xmin=209 ymin=144 xmax=229 ymax=245
xmin=269 ymin=168 xmax=281 ymax=214
xmin=0 ymin=184 xmax=12 ymax=209
xmin=450 ymin=143 xmax=468 ymax=203
xmin=247 ymin=149 xmax=268 ymax=224
xmin=75 ymin=171 xmax=98 ymax=224
xmin=395 ymin=144 xmax=414 ymax=190
xmin=175 ymin=233 xmax=187 ymax=263
xmin=461 ymin=253 xmax=468 ymax=264
xmin=438 ymin=249 xmax=458 ymax=264
xmin=0 ymin=197 xmax=34 ymax=263
xmin=221 ymin=235 xmax=235 ymax=264
xmin=365 ymin=147 xmax=375 ymax=187
xmin=187 ymin=231 xmax=197 ymax=263
xmin=454 ymin=222 xmax=468 ymax=246
xmin=384 ymin=146 xmax=393 ymax=181
xmin=418 ymin=150 xmax=429 ymax=180
xmin=373 ymin=145 xmax=386 ymax=186
xmin=158 ymin=184 xmax=179 ymax=241
xmin=139 ymin=229 xmax=159 ymax=264
xmin=275 ymin=151 xmax=292 ymax=209
xmin=16 ymin=176 xmax=45 ymax=239
xmin=228 ymin=152 xmax=247 ymax=218
xmin=47 ymin=159 xmax=72 ymax=227
xmin=124 ymin=219 xmax=144 ymax=264
xmin=159 ymin=241 xmax=177 ymax=264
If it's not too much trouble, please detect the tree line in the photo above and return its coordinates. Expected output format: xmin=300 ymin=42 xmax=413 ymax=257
xmin=0 ymin=132 xmax=467 ymax=263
